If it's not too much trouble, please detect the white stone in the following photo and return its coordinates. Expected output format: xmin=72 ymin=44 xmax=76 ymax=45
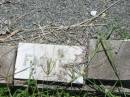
xmin=90 ymin=11 xmax=97 ymax=16
xmin=14 ymin=43 xmax=86 ymax=84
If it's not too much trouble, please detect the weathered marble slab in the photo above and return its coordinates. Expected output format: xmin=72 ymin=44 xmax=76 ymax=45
xmin=0 ymin=46 xmax=16 ymax=84
xmin=14 ymin=43 xmax=86 ymax=84
xmin=88 ymin=39 xmax=130 ymax=80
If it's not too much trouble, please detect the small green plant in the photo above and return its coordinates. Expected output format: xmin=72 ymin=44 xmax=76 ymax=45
xmin=41 ymin=58 xmax=56 ymax=76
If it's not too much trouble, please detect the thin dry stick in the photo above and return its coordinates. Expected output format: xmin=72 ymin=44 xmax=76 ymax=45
xmin=0 ymin=29 xmax=21 ymax=42
xmin=51 ymin=24 xmax=106 ymax=30
xmin=21 ymin=23 xmax=106 ymax=33
xmin=0 ymin=24 xmax=106 ymax=43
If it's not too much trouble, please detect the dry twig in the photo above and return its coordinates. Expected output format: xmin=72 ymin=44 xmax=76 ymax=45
xmin=0 ymin=29 xmax=21 ymax=42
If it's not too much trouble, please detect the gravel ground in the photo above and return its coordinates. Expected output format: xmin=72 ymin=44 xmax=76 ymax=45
xmin=0 ymin=0 xmax=129 ymax=46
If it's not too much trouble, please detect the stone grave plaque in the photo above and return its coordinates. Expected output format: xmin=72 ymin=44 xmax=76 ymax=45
xmin=0 ymin=46 xmax=16 ymax=84
xmin=88 ymin=39 xmax=130 ymax=80
xmin=14 ymin=43 xmax=86 ymax=84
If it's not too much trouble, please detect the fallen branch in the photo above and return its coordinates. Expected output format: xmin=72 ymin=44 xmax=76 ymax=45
xmin=0 ymin=29 xmax=21 ymax=43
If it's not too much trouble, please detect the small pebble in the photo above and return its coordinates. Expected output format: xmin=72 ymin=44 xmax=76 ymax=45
xmin=90 ymin=11 xmax=97 ymax=16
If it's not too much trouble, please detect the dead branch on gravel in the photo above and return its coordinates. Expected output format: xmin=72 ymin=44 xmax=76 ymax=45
xmin=0 ymin=0 xmax=121 ymax=44
xmin=20 ymin=0 xmax=121 ymax=32
xmin=0 ymin=29 xmax=22 ymax=43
